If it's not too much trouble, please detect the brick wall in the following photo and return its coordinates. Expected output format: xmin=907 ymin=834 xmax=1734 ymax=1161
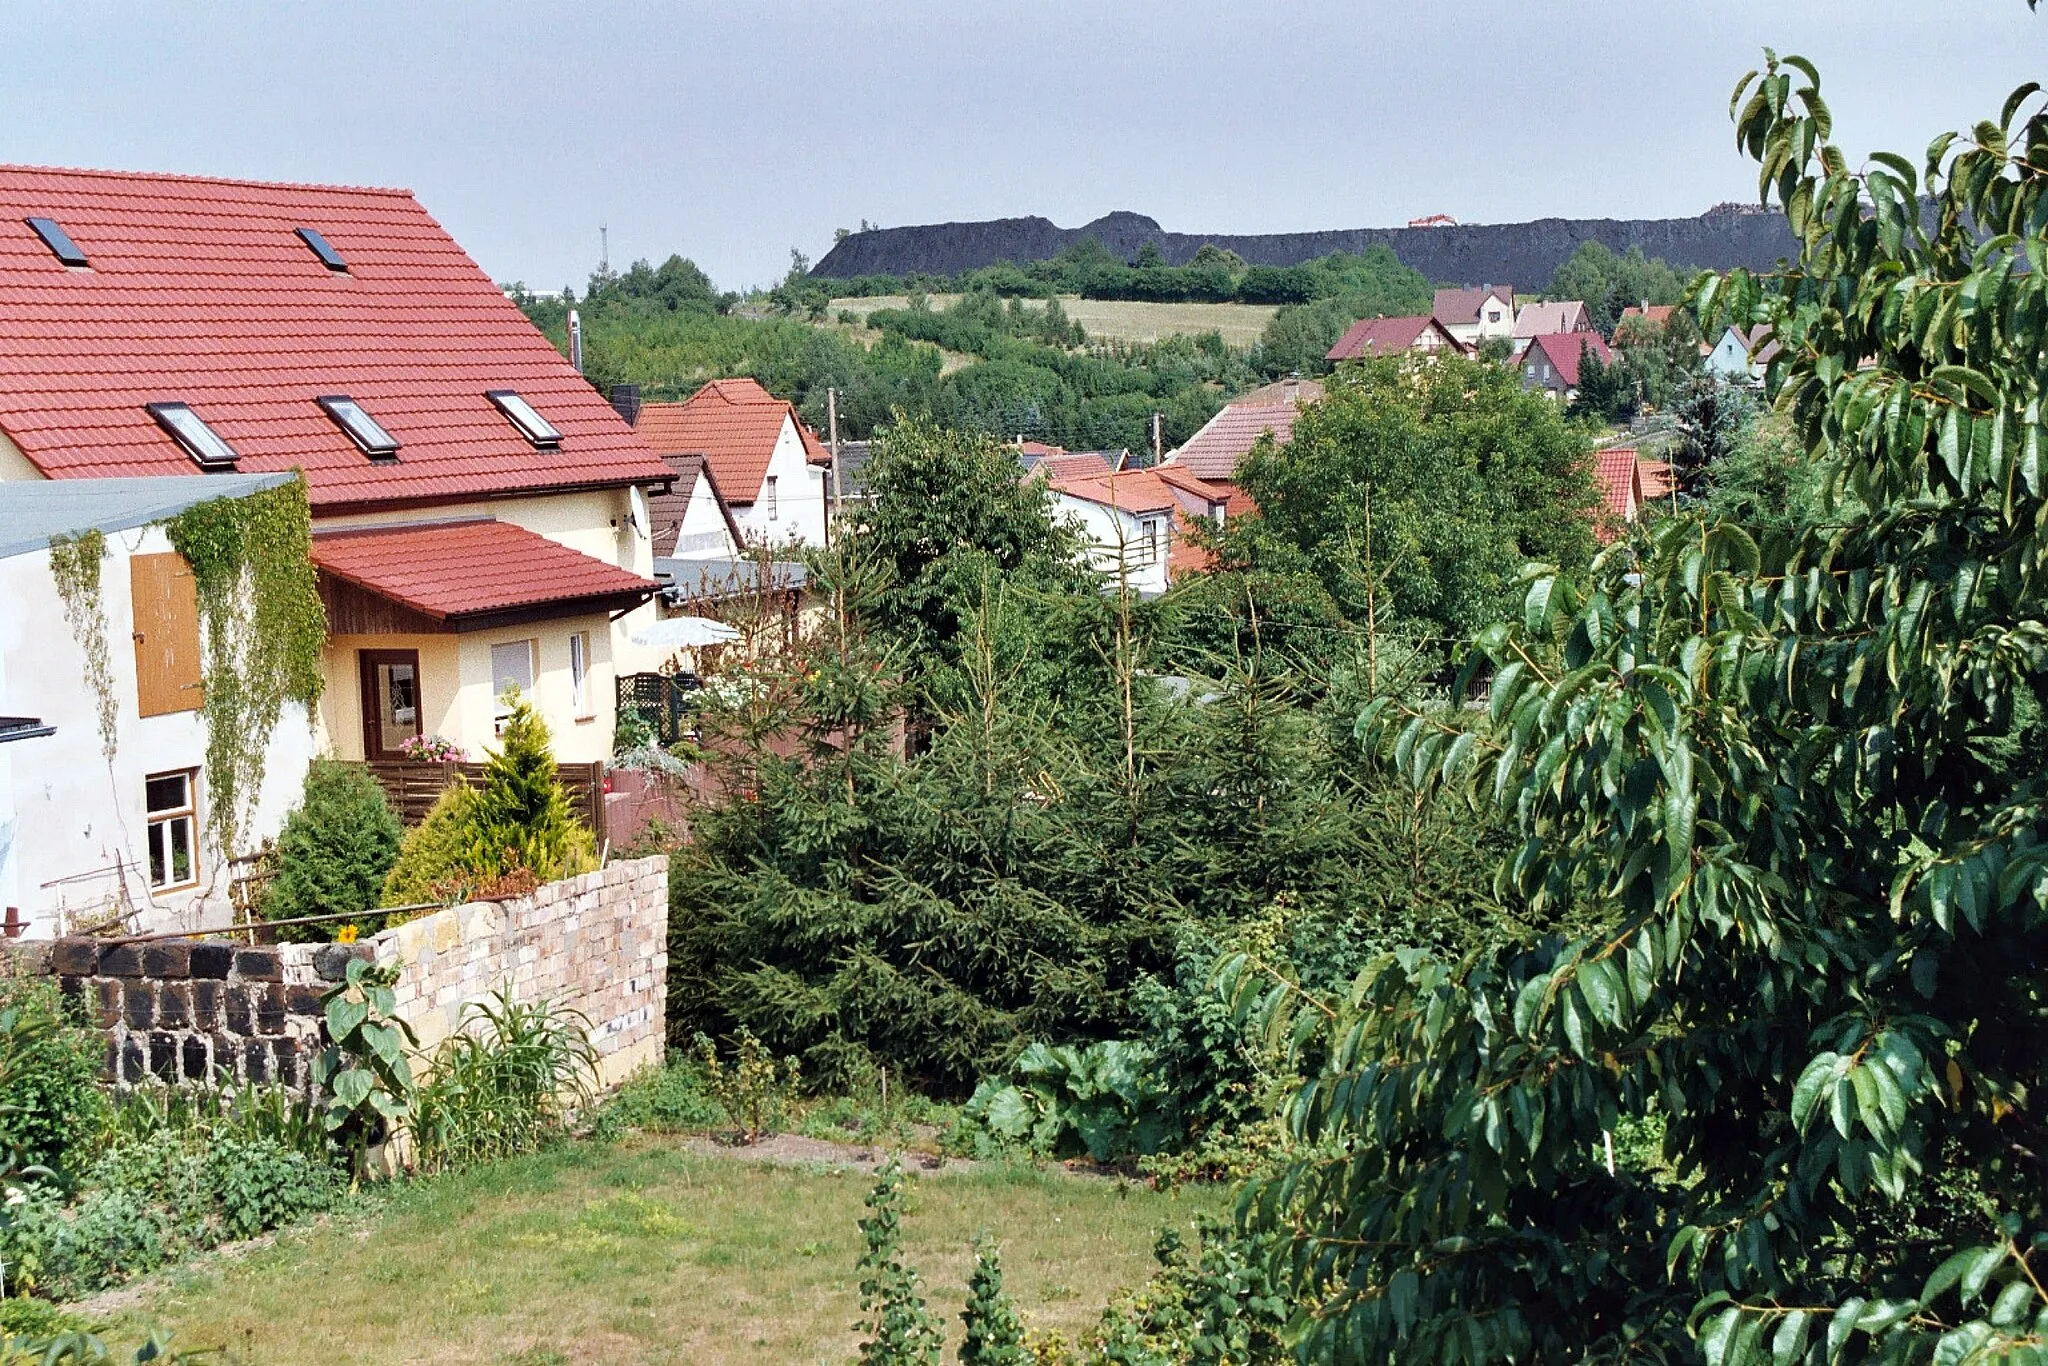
xmin=25 ymin=854 xmax=668 ymax=1092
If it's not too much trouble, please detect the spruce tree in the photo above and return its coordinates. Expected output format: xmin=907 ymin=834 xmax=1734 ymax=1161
xmin=263 ymin=759 xmax=402 ymax=939
xmin=854 ymin=1160 xmax=943 ymax=1366
xmin=467 ymin=693 xmax=586 ymax=879
xmin=960 ymin=1234 xmax=1027 ymax=1366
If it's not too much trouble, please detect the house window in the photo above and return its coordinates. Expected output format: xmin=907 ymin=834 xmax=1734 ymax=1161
xmin=1486 ymin=309 xmax=1501 ymax=322
xmin=145 ymin=769 xmax=198 ymax=891
xmin=764 ymin=476 xmax=779 ymax=521
xmin=491 ymin=639 xmax=536 ymax=732
xmin=1140 ymin=518 xmax=1162 ymax=562
xmin=569 ymin=631 xmax=591 ymax=718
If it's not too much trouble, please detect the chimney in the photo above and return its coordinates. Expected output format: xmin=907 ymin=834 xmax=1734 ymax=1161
xmin=568 ymin=309 xmax=583 ymax=373
xmin=609 ymin=383 xmax=642 ymax=426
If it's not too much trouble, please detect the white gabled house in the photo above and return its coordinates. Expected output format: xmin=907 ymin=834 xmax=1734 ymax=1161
xmin=0 ymin=476 xmax=316 ymax=938
xmin=634 ymin=379 xmax=833 ymax=551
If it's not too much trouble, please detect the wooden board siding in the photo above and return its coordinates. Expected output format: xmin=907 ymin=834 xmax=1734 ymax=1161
xmin=129 ymin=552 xmax=202 ymax=717
xmin=318 ymin=573 xmax=450 ymax=636
xmin=360 ymin=759 xmax=608 ymax=847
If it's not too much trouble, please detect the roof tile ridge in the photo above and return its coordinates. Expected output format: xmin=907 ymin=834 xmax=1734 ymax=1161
xmin=0 ymin=162 xmax=416 ymax=199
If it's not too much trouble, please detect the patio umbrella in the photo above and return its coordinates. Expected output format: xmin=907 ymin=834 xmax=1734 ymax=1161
xmin=631 ymin=615 xmax=740 ymax=648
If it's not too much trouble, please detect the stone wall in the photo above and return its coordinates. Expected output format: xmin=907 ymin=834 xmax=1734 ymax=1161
xmin=365 ymin=856 xmax=668 ymax=1087
xmin=29 ymin=854 xmax=668 ymax=1091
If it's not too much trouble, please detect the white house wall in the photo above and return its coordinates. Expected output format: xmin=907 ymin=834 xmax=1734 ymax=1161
xmin=730 ymin=418 xmax=828 ymax=550
xmin=1049 ymin=494 xmax=1170 ymax=597
xmin=0 ymin=526 xmax=312 ymax=938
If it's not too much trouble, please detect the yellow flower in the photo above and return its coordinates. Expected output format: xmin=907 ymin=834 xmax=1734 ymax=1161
xmin=335 ymin=924 xmax=360 ymax=944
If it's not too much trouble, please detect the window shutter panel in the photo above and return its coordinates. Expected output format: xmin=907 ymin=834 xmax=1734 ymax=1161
xmin=131 ymin=552 xmax=203 ymax=717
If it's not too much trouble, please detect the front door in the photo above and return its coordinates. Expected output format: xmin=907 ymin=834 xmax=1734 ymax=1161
xmin=358 ymin=649 xmax=423 ymax=760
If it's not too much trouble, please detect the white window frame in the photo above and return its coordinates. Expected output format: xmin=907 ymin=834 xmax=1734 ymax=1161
xmin=145 ymin=769 xmax=200 ymax=892
xmin=1140 ymin=517 xmax=1162 ymax=563
xmin=569 ymin=631 xmax=592 ymax=719
xmin=764 ymin=475 xmax=779 ymax=521
xmin=490 ymin=638 xmax=538 ymax=733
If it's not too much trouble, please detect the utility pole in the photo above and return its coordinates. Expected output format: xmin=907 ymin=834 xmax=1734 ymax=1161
xmin=599 ymin=224 xmax=609 ymax=275
xmin=828 ymin=387 xmax=843 ymax=544
xmin=1151 ymin=411 xmax=1163 ymax=467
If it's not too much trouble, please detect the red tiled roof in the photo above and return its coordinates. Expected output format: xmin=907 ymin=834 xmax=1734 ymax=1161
xmin=1034 ymin=451 xmax=1121 ymax=480
xmin=0 ymin=164 xmax=673 ymax=512
xmin=1169 ymin=402 xmax=1301 ymax=481
xmin=1326 ymin=315 xmax=1461 ymax=362
xmin=1045 ymin=466 xmax=1180 ymax=515
xmin=1592 ymin=447 xmax=1642 ymax=543
xmin=1432 ymin=285 xmax=1514 ymax=326
xmin=310 ymin=518 xmax=655 ymax=621
xmin=1527 ymin=331 xmax=1615 ymax=388
xmin=1015 ymin=439 xmax=1066 ymax=458
xmin=1513 ymin=300 xmax=1592 ymax=338
xmin=1639 ymin=457 xmax=1675 ymax=499
xmin=1153 ymin=463 xmax=1231 ymax=505
xmin=1619 ymin=304 xmax=1675 ymax=326
xmin=634 ymin=378 xmax=828 ymax=504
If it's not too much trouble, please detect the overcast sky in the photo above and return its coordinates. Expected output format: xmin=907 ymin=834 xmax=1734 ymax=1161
xmin=6 ymin=2 xmax=2041 ymax=291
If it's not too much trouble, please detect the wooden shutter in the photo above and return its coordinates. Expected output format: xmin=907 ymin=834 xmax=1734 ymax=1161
xmin=130 ymin=552 xmax=203 ymax=717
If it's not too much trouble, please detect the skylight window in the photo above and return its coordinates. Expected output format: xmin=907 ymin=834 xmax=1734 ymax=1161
xmin=486 ymin=390 xmax=561 ymax=449
xmin=26 ymin=217 xmax=88 ymax=268
xmin=317 ymin=395 xmax=401 ymax=458
xmin=146 ymin=403 xmax=240 ymax=469
xmin=296 ymin=227 xmax=347 ymax=272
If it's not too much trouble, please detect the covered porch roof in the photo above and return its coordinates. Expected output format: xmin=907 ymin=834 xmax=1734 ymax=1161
xmin=311 ymin=518 xmax=655 ymax=633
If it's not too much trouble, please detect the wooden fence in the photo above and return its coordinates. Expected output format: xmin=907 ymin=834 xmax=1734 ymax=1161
xmin=357 ymin=760 xmax=608 ymax=848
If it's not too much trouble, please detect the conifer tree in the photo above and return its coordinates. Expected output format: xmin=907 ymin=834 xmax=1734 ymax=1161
xmin=262 ymin=758 xmax=402 ymax=938
xmin=960 ymin=1234 xmax=1027 ymax=1366
xmin=466 ymin=693 xmax=587 ymax=879
xmin=854 ymin=1160 xmax=943 ymax=1366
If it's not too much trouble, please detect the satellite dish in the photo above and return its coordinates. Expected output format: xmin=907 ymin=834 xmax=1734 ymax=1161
xmin=627 ymin=485 xmax=649 ymax=537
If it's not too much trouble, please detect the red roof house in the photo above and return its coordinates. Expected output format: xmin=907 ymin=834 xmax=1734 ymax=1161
xmin=634 ymin=378 xmax=832 ymax=548
xmin=0 ymin=165 xmax=671 ymax=512
xmin=1521 ymin=331 xmax=1615 ymax=399
xmin=1038 ymin=465 xmax=1229 ymax=593
xmin=1169 ymin=403 xmax=1301 ymax=484
xmin=0 ymin=163 xmax=675 ymax=765
xmin=1326 ymin=315 xmax=1465 ymax=363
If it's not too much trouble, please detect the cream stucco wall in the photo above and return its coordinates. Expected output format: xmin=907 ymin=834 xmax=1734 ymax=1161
xmin=0 ymin=526 xmax=313 ymax=938
xmin=0 ymin=429 xmax=48 ymax=482
xmin=316 ymin=610 xmax=619 ymax=766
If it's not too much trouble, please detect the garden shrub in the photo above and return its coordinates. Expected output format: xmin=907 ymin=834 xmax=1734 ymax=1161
xmin=380 ymin=781 xmax=480 ymax=907
xmin=380 ymin=700 xmax=596 ymax=908
xmin=464 ymin=697 xmax=596 ymax=883
xmin=0 ymin=977 xmax=109 ymax=1178
xmin=595 ymin=1061 xmax=724 ymax=1136
xmin=200 ymin=1135 xmax=338 ymax=1241
xmin=955 ymin=1040 xmax=1177 ymax=1162
xmin=261 ymin=759 xmax=403 ymax=941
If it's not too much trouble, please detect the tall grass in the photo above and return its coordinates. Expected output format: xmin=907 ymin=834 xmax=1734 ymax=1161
xmin=411 ymin=989 xmax=597 ymax=1172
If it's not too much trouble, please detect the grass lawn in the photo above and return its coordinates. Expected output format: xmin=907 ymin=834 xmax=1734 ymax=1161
xmin=101 ymin=1137 xmax=1221 ymax=1365
xmin=827 ymin=295 xmax=1278 ymax=347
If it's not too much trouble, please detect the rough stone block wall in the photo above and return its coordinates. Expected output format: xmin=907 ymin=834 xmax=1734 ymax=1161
xmin=25 ymin=937 xmax=369 ymax=1089
xmin=18 ymin=854 xmax=668 ymax=1091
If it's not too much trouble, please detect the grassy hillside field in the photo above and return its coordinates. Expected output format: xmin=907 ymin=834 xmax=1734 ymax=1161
xmin=101 ymin=1138 xmax=1218 ymax=1365
xmin=829 ymin=295 xmax=1280 ymax=347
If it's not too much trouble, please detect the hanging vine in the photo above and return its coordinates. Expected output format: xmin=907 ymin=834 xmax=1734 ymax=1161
xmin=48 ymin=528 xmax=119 ymax=761
xmin=163 ymin=476 xmax=327 ymax=860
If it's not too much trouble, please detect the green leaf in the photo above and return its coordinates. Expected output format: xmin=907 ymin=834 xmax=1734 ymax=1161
xmin=1792 ymin=1052 xmax=1837 ymax=1132
xmin=332 ymin=1068 xmax=373 ymax=1109
xmin=325 ymin=995 xmax=369 ymax=1043
xmin=1772 ymin=1309 xmax=1811 ymax=1366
